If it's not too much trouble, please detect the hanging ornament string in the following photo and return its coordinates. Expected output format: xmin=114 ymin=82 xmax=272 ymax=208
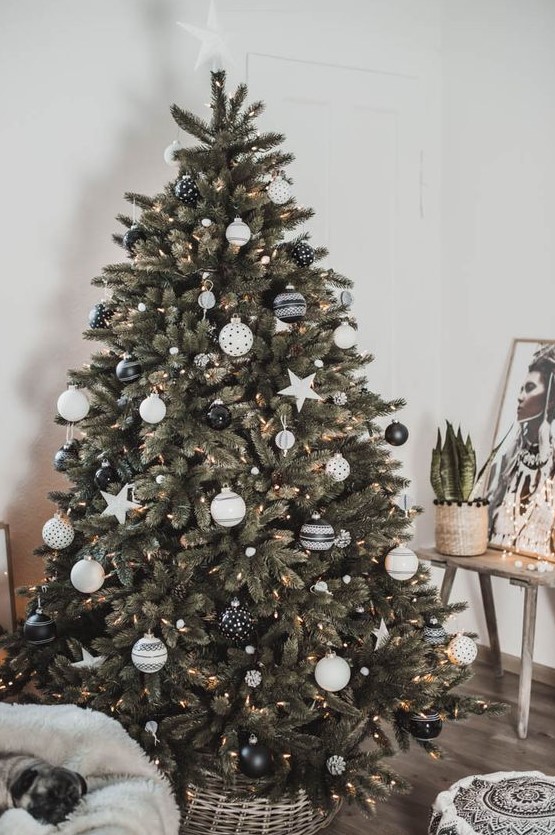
xmin=145 ymin=720 xmax=160 ymax=745
xmin=132 ymin=198 xmax=137 ymax=225
xmin=65 ymin=423 xmax=75 ymax=445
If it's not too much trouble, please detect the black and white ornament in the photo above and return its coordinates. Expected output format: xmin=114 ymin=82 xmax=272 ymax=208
xmin=24 ymin=601 xmax=57 ymax=646
xmin=447 ymin=634 xmax=478 ymax=666
xmin=325 ymin=453 xmax=350 ymax=482
xmin=385 ymin=420 xmax=409 ymax=446
xmin=244 ymin=669 xmax=262 ymax=687
xmin=219 ymin=598 xmax=254 ymax=644
xmin=332 ymin=391 xmax=348 ymax=406
xmin=164 ymin=138 xmax=183 ymax=166
xmin=88 ymin=302 xmax=113 ymax=329
xmin=131 ymin=632 xmax=168 ymax=673
xmin=291 ymin=241 xmax=314 ymax=267
xmin=206 ymin=400 xmax=232 ymax=430
xmin=57 ymin=386 xmax=90 ymax=422
xmin=333 ymin=322 xmax=357 ymax=349
xmin=239 ymin=734 xmax=274 ymax=778
xmin=225 ymin=216 xmax=251 ymax=247
xmin=70 ymin=556 xmax=105 ymax=594
xmin=267 ymin=174 xmax=291 ymax=205
xmin=53 ymin=440 xmax=80 ymax=472
xmin=299 ymin=513 xmax=335 ymax=551
xmin=94 ymin=460 xmax=118 ymax=490
xmin=314 ymin=652 xmax=351 ymax=692
xmin=116 ymin=355 xmax=142 ymax=383
xmin=326 ymin=755 xmax=346 ymax=776
xmin=42 ymin=513 xmax=74 ymax=549
xmin=407 ymin=709 xmax=442 ymax=741
xmin=194 ymin=353 xmax=211 ymax=369
xmin=175 ymin=174 xmax=200 ymax=206
xmin=272 ymin=284 xmax=307 ymax=323
xmin=123 ymin=225 xmax=146 ymax=254
xmin=335 ymin=529 xmax=352 ymax=548
xmin=384 ymin=546 xmax=419 ymax=581
xmin=218 ymin=315 xmax=254 ymax=357
xmin=139 ymin=393 xmax=167 ymax=424
xmin=210 ymin=486 xmax=246 ymax=527
xmin=423 ymin=616 xmax=448 ymax=646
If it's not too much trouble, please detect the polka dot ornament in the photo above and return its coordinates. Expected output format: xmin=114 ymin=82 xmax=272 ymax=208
xmin=447 ymin=633 xmax=478 ymax=666
xmin=88 ymin=302 xmax=113 ymax=330
xmin=267 ymin=176 xmax=292 ymax=205
xmin=219 ymin=598 xmax=254 ymax=644
xmin=291 ymin=241 xmax=315 ymax=267
xmin=42 ymin=514 xmax=74 ymax=549
xmin=131 ymin=632 xmax=168 ymax=673
xmin=218 ymin=315 xmax=254 ymax=357
xmin=174 ymin=175 xmax=200 ymax=206
xmin=325 ymin=453 xmax=351 ymax=482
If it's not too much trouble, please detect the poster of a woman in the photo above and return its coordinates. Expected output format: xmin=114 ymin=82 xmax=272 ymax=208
xmin=486 ymin=339 xmax=555 ymax=560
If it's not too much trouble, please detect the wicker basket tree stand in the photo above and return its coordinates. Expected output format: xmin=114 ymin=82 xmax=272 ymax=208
xmin=434 ymin=500 xmax=489 ymax=556
xmin=182 ymin=776 xmax=340 ymax=835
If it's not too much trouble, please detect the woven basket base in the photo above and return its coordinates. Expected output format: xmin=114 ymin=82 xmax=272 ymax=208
xmin=435 ymin=503 xmax=488 ymax=556
xmin=181 ymin=776 xmax=340 ymax=835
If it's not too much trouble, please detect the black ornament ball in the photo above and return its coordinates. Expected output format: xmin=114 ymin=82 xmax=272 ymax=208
xmin=407 ymin=709 xmax=443 ymax=741
xmin=24 ymin=610 xmax=57 ymax=646
xmin=122 ymin=225 xmax=146 ymax=254
xmin=53 ymin=440 xmax=80 ymax=472
xmin=384 ymin=420 xmax=409 ymax=446
xmin=94 ymin=460 xmax=118 ymax=490
xmin=174 ymin=175 xmax=200 ymax=206
xmin=206 ymin=400 xmax=232 ymax=431
xmin=116 ymin=355 xmax=142 ymax=383
xmin=219 ymin=598 xmax=254 ymax=644
xmin=272 ymin=285 xmax=307 ymax=323
xmin=299 ymin=514 xmax=335 ymax=551
xmin=291 ymin=241 xmax=315 ymax=268
xmin=239 ymin=735 xmax=274 ymax=778
xmin=88 ymin=302 xmax=114 ymax=330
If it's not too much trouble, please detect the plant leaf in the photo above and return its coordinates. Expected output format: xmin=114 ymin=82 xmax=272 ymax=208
xmin=440 ymin=421 xmax=461 ymax=501
xmin=430 ymin=428 xmax=445 ymax=501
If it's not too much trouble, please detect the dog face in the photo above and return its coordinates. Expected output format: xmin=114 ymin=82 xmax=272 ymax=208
xmin=11 ymin=763 xmax=87 ymax=825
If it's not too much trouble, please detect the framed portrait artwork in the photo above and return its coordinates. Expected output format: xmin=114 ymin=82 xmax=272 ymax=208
xmin=0 ymin=523 xmax=16 ymax=631
xmin=485 ymin=339 xmax=555 ymax=561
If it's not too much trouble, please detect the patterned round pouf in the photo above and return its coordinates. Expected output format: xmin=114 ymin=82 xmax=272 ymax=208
xmin=429 ymin=771 xmax=555 ymax=835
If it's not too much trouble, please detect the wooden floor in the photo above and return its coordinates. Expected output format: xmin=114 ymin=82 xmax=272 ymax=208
xmin=333 ymin=660 xmax=555 ymax=834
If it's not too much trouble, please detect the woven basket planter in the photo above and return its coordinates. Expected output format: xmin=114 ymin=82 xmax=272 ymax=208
xmin=434 ymin=501 xmax=489 ymax=556
xmin=181 ymin=776 xmax=340 ymax=835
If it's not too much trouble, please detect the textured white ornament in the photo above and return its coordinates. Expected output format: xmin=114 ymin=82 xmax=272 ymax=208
xmin=131 ymin=632 xmax=168 ymax=673
xmin=314 ymin=359 xmax=324 ymax=368
xmin=267 ymin=176 xmax=292 ymax=205
xmin=447 ymin=634 xmax=478 ymax=666
xmin=310 ymin=580 xmax=330 ymax=594
xmin=245 ymin=645 xmax=256 ymax=655
xmin=176 ymin=619 xmax=185 ymax=629
xmin=260 ymin=255 xmax=271 ymax=265
xmin=326 ymin=755 xmax=347 ymax=776
xmin=342 ymin=574 xmax=352 ymax=584
xmin=325 ymin=453 xmax=351 ymax=482
xmin=385 ymin=546 xmax=419 ymax=581
xmin=42 ymin=514 xmax=74 ymax=549
xmin=335 ymin=529 xmax=352 ymax=548
xmin=225 ymin=216 xmax=251 ymax=247
xmin=164 ymin=139 xmax=183 ymax=166
xmin=139 ymin=394 xmax=167 ymax=424
xmin=250 ymin=467 xmax=260 ymax=475
xmin=201 ymin=218 xmax=212 ymax=228
xmin=333 ymin=323 xmax=357 ymax=349
xmin=245 ymin=669 xmax=262 ymax=687
xmin=137 ymin=302 xmax=147 ymax=312
xmin=218 ymin=315 xmax=254 ymax=357
xmin=198 ymin=288 xmax=216 ymax=310
xmin=70 ymin=557 xmax=105 ymax=593
xmin=245 ymin=547 xmax=256 ymax=557
xmin=210 ymin=486 xmax=246 ymax=527
xmin=57 ymin=386 xmax=90 ymax=422
xmin=332 ymin=391 xmax=348 ymax=406
xmin=169 ymin=346 xmax=179 ymax=356
xmin=194 ymin=353 xmax=211 ymax=368
xmin=314 ymin=653 xmax=351 ymax=692
xmin=156 ymin=475 xmax=166 ymax=485
xmin=360 ymin=666 xmax=370 ymax=676
xmin=275 ymin=428 xmax=296 ymax=454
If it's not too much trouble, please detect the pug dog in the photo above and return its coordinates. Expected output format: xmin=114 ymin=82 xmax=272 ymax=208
xmin=0 ymin=753 xmax=87 ymax=824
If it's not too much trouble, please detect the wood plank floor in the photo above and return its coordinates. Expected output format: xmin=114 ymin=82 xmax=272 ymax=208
xmin=333 ymin=661 xmax=555 ymax=834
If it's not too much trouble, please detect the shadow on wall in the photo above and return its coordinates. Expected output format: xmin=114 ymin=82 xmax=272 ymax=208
xmin=7 ymin=0 xmax=200 ymax=619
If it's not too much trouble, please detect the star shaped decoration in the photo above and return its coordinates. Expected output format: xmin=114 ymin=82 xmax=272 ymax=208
xmin=177 ymin=0 xmax=234 ymax=71
xmin=372 ymin=618 xmax=390 ymax=650
xmin=71 ymin=647 xmax=106 ymax=670
xmin=101 ymin=483 xmax=141 ymax=525
xmin=278 ymin=369 xmax=323 ymax=412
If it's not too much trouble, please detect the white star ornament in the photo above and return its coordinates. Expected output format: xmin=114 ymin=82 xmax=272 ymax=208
xmin=177 ymin=0 xmax=234 ymax=72
xmin=372 ymin=618 xmax=390 ymax=650
xmin=71 ymin=647 xmax=106 ymax=670
xmin=278 ymin=369 xmax=323 ymax=413
xmin=101 ymin=483 xmax=141 ymax=525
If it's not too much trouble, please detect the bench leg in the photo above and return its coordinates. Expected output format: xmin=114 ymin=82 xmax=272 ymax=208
xmin=517 ymin=585 xmax=538 ymax=739
xmin=479 ymin=574 xmax=503 ymax=678
xmin=440 ymin=565 xmax=457 ymax=605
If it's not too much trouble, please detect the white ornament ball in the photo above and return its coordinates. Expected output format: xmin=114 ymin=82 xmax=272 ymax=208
xmin=198 ymin=289 xmax=216 ymax=310
xmin=275 ymin=429 xmax=295 ymax=452
xmin=225 ymin=216 xmax=251 ymax=247
xmin=260 ymin=255 xmax=271 ymax=265
xmin=342 ymin=575 xmax=352 ymax=584
xmin=447 ymin=634 xmax=478 ymax=667
xmin=245 ymin=645 xmax=256 ymax=655
xmin=169 ymin=346 xmax=179 ymax=355
xmin=42 ymin=515 xmax=74 ymax=549
xmin=245 ymin=669 xmax=262 ymax=687
xmin=385 ymin=546 xmax=419 ymax=581
xmin=176 ymin=619 xmax=185 ymax=629
xmin=131 ymin=632 xmax=168 ymax=673
xmin=360 ymin=666 xmax=370 ymax=676
xmin=70 ymin=558 xmax=105 ymax=594
xmin=210 ymin=486 xmax=246 ymax=527
xmin=314 ymin=359 xmax=324 ymax=368
xmin=333 ymin=323 xmax=357 ymax=349
xmin=138 ymin=302 xmax=147 ymax=312
xmin=57 ymin=387 xmax=90 ymax=422
xmin=164 ymin=139 xmax=183 ymax=166
xmin=326 ymin=755 xmax=346 ymax=776
xmin=325 ymin=453 xmax=351 ymax=482
xmin=267 ymin=176 xmax=292 ymax=205
xmin=155 ymin=475 xmax=166 ymax=485
xmin=139 ymin=394 xmax=167 ymax=424
xmin=201 ymin=218 xmax=212 ymax=228
xmin=245 ymin=547 xmax=256 ymax=557
xmin=218 ymin=315 xmax=254 ymax=357
xmin=314 ymin=653 xmax=351 ymax=692
xmin=250 ymin=467 xmax=260 ymax=475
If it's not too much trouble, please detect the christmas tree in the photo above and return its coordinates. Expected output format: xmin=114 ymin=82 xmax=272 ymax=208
xmin=0 ymin=72 xmax=500 ymax=819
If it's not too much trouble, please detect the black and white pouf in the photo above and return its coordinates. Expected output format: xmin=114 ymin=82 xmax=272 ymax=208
xmin=429 ymin=771 xmax=555 ymax=835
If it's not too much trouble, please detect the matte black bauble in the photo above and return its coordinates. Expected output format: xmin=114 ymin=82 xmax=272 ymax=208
xmin=116 ymin=355 xmax=142 ymax=383
xmin=239 ymin=735 xmax=274 ymax=778
xmin=23 ymin=611 xmax=57 ymax=646
xmin=384 ymin=420 xmax=409 ymax=446
xmin=206 ymin=400 xmax=232 ymax=430
xmin=94 ymin=461 xmax=118 ymax=490
xmin=219 ymin=598 xmax=254 ymax=644
xmin=174 ymin=175 xmax=200 ymax=206
xmin=53 ymin=440 xmax=80 ymax=472
xmin=122 ymin=225 xmax=146 ymax=254
xmin=88 ymin=302 xmax=114 ymax=330
xmin=291 ymin=241 xmax=315 ymax=268
xmin=407 ymin=709 xmax=442 ymax=741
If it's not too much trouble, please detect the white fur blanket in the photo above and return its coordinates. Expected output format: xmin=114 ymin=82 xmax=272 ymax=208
xmin=0 ymin=703 xmax=181 ymax=834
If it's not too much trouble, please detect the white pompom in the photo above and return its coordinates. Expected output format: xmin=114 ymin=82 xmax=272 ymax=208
xmin=57 ymin=386 xmax=90 ymax=422
xmin=139 ymin=393 xmax=167 ymax=424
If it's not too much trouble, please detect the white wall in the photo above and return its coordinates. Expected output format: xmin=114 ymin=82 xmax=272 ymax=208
xmin=1 ymin=0 xmax=554 ymax=668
